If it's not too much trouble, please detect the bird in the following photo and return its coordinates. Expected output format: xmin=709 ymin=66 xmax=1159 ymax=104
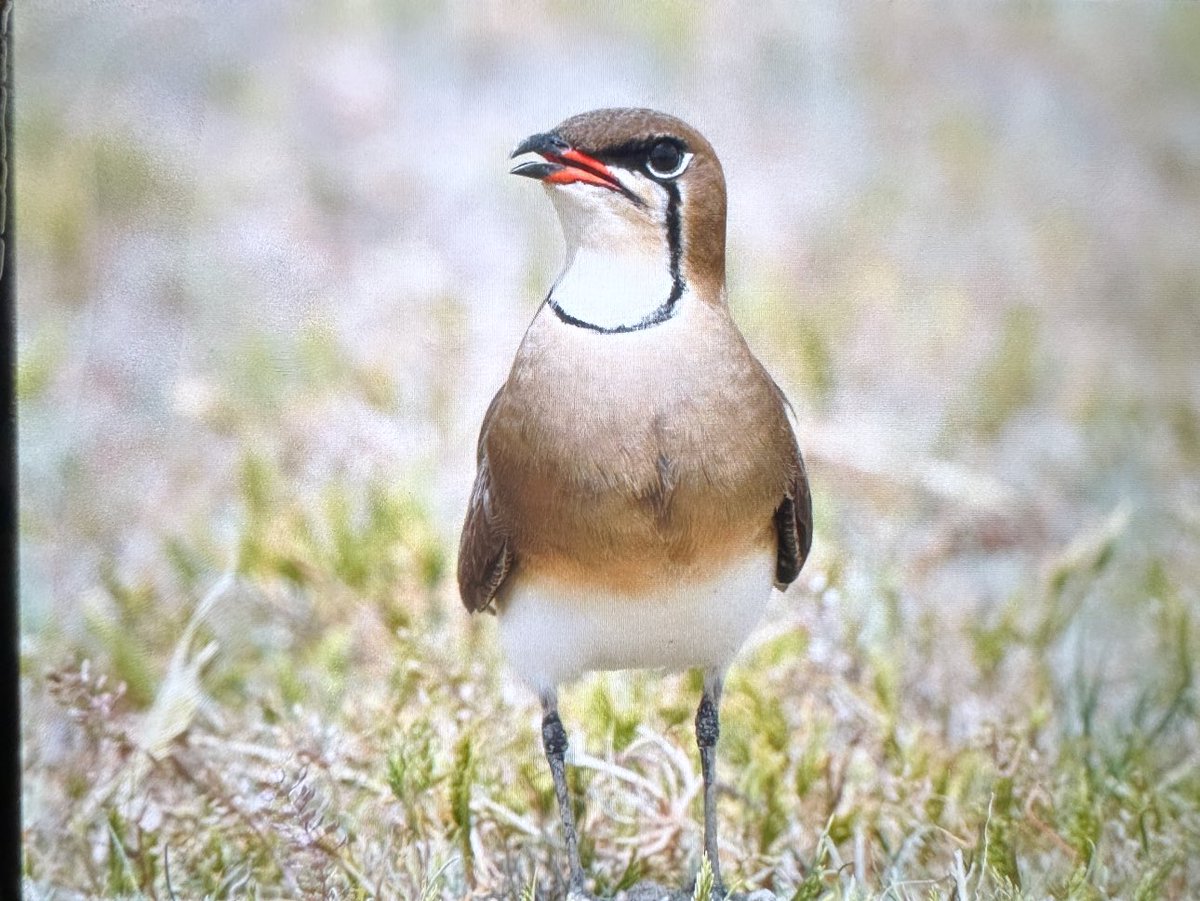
xmin=458 ymin=107 xmax=812 ymax=899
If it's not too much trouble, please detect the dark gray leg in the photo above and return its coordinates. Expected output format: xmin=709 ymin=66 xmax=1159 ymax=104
xmin=541 ymin=691 xmax=586 ymax=896
xmin=695 ymin=672 xmax=726 ymax=898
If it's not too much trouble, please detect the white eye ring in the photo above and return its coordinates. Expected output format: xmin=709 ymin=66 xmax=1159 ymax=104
xmin=647 ymin=150 xmax=693 ymax=180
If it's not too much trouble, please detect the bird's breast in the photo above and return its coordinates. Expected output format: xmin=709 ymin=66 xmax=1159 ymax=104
xmin=487 ymin=301 xmax=790 ymax=593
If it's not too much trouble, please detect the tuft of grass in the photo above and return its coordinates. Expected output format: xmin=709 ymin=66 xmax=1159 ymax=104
xmin=235 ymin=447 xmax=445 ymax=636
xmin=692 ymin=852 xmax=714 ymax=901
xmin=585 ymin=678 xmax=642 ymax=752
xmin=105 ymin=811 xmax=140 ymax=898
xmin=519 ymin=869 xmax=538 ymax=901
xmin=450 ymin=731 xmax=476 ymax=884
xmin=388 ymin=719 xmax=439 ymax=805
xmin=1132 ymin=855 xmax=1182 ymax=901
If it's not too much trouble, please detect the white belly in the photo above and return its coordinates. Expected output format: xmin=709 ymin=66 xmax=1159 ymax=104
xmin=498 ymin=550 xmax=775 ymax=694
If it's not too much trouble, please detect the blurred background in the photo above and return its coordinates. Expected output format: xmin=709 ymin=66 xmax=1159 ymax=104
xmin=18 ymin=3 xmax=1200 ymax=898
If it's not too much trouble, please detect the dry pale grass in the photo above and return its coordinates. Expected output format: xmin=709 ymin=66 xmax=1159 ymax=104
xmin=20 ymin=448 xmax=1200 ymax=898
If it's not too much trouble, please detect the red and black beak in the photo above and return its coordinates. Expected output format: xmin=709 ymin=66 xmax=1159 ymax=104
xmin=510 ymin=132 xmax=639 ymax=203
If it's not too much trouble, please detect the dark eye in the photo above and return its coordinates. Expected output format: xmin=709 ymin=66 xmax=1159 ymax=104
xmin=646 ymin=140 xmax=692 ymax=179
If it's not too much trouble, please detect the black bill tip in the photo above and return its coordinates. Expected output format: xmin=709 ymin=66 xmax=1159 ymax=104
xmin=510 ymin=160 xmax=562 ymax=180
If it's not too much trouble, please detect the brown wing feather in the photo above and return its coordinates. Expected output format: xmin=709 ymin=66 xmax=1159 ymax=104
xmin=458 ymin=390 xmax=515 ymax=613
xmin=761 ymin=375 xmax=812 ymax=590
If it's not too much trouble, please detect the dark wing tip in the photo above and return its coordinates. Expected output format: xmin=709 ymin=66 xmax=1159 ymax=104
xmin=773 ymin=468 xmax=813 ymax=589
xmin=773 ymin=496 xmax=802 ymax=587
xmin=457 ymin=533 xmax=513 ymax=614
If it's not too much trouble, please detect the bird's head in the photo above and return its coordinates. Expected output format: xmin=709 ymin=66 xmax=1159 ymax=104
xmin=510 ymin=108 xmax=727 ymax=299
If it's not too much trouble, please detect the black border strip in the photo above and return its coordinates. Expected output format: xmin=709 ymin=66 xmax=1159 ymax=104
xmin=1 ymin=1 xmax=19 ymax=895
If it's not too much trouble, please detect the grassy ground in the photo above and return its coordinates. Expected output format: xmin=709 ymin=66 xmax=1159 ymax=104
xmin=20 ymin=460 xmax=1200 ymax=899
xmin=18 ymin=4 xmax=1200 ymax=899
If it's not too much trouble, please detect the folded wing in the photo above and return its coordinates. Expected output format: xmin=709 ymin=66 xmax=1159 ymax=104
xmin=458 ymin=390 xmax=515 ymax=613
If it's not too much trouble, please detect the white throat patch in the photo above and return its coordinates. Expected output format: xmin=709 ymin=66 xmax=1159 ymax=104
xmin=551 ymin=247 xmax=676 ymax=330
xmin=545 ymin=179 xmax=679 ymax=331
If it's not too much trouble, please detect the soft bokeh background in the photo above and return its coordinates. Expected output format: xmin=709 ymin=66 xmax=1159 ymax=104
xmin=18 ymin=3 xmax=1200 ymax=898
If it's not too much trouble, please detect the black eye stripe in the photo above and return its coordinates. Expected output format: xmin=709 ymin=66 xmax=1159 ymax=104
xmin=582 ymin=136 xmax=689 ymax=168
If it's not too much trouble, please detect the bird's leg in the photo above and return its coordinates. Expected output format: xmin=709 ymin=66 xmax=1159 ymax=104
xmin=695 ymin=671 xmax=726 ymax=898
xmin=541 ymin=690 xmax=586 ymax=896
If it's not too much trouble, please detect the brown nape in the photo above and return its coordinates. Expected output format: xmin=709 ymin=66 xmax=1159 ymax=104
xmin=680 ymin=150 xmax=727 ymax=303
xmin=554 ymin=108 xmax=728 ymax=302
